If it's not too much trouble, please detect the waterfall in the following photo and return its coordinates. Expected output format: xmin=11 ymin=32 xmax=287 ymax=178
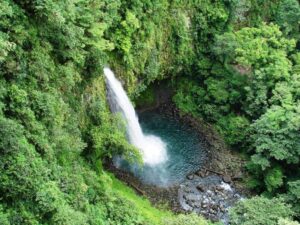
xmin=104 ymin=67 xmax=167 ymax=165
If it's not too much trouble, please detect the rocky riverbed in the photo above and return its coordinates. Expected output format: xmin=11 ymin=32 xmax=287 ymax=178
xmin=107 ymin=162 xmax=243 ymax=223
xmin=179 ymin=174 xmax=242 ymax=223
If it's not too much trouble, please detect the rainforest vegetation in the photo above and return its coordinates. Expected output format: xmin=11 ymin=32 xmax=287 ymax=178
xmin=0 ymin=0 xmax=299 ymax=224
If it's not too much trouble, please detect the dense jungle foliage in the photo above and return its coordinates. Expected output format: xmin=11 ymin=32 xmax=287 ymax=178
xmin=0 ymin=0 xmax=299 ymax=224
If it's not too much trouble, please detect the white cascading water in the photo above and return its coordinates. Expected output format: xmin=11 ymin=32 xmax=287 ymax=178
xmin=104 ymin=67 xmax=168 ymax=165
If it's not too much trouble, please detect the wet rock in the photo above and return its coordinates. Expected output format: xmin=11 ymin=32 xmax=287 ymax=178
xmin=194 ymin=202 xmax=201 ymax=208
xmin=234 ymin=193 xmax=241 ymax=199
xmin=196 ymin=185 xmax=205 ymax=192
xmin=212 ymin=204 xmax=218 ymax=211
xmin=209 ymin=208 xmax=214 ymax=214
xmin=210 ymin=216 xmax=219 ymax=222
xmin=202 ymin=198 xmax=209 ymax=204
xmin=179 ymin=175 xmax=242 ymax=224
xmin=196 ymin=170 xmax=206 ymax=178
xmin=207 ymin=190 xmax=213 ymax=197
xmin=216 ymin=185 xmax=224 ymax=192
xmin=233 ymin=172 xmax=243 ymax=180
xmin=222 ymin=175 xmax=232 ymax=183
xmin=187 ymin=174 xmax=194 ymax=180
xmin=184 ymin=187 xmax=192 ymax=193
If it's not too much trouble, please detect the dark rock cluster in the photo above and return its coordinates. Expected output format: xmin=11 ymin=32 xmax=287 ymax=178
xmin=179 ymin=174 xmax=242 ymax=224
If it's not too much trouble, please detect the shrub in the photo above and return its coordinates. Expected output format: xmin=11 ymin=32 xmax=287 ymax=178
xmin=229 ymin=196 xmax=293 ymax=225
xmin=163 ymin=213 xmax=209 ymax=225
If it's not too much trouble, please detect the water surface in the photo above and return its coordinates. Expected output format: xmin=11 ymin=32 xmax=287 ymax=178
xmin=117 ymin=110 xmax=207 ymax=187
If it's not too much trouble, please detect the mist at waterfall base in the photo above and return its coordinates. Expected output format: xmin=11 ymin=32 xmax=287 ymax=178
xmin=104 ymin=68 xmax=207 ymax=187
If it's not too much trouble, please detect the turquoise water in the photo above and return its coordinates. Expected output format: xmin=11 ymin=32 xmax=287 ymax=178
xmin=117 ymin=110 xmax=207 ymax=187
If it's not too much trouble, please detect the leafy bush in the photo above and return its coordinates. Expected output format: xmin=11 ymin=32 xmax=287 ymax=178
xmin=283 ymin=180 xmax=300 ymax=218
xmin=264 ymin=167 xmax=284 ymax=193
xmin=275 ymin=0 xmax=300 ymax=38
xmin=278 ymin=218 xmax=300 ymax=225
xmin=216 ymin=114 xmax=250 ymax=146
xmin=163 ymin=213 xmax=208 ymax=225
xmin=229 ymin=197 xmax=294 ymax=225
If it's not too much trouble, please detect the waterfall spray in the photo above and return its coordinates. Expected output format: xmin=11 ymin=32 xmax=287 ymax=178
xmin=104 ymin=67 xmax=167 ymax=165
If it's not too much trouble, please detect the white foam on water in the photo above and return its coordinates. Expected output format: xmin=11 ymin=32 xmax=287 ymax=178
xmin=220 ymin=182 xmax=233 ymax=191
